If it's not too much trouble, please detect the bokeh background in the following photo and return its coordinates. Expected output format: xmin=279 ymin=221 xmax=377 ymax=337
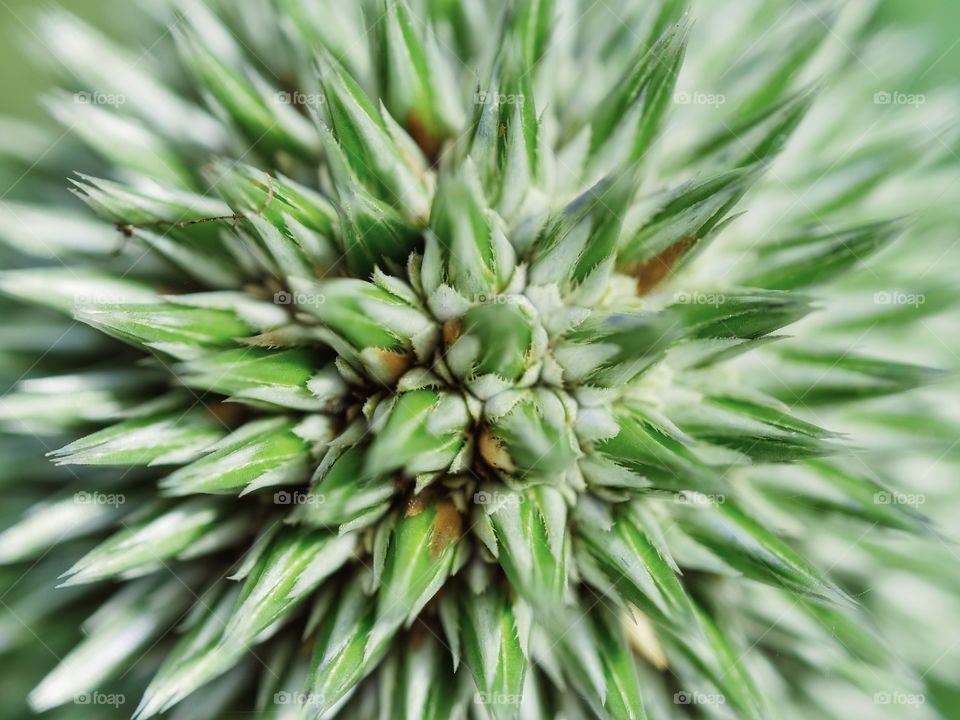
xmin=1 ymin=0 xmax=959 ymax=121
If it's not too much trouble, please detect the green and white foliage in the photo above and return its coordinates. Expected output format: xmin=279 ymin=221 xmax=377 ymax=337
xmin=0 ymin=0 xmax=958 ymax=718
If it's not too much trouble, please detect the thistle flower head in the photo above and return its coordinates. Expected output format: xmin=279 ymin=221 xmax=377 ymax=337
xmin=1 ymin=1 xmax=959 ymax=718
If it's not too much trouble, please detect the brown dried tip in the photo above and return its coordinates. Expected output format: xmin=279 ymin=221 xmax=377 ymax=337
xmin=634 ymin=237 xmax=695 ymax=295
xmin=408 ymin=623 xmax=429 ymax=649
xmin=404 ymin=495 xmax=426 ymax=518
xmin=368 ymin=347 xmax=413 ymax=384
xmin=406 ymin=112 xmax=444 ymax=165
xmin=478 ymin=428 xmax=518 ymax=473
xmin=206 ymin=402 xmax=249 ymax=427
xmin=442 ymin=318 xmax=463 ymax=347
xmin=430 ymin=500 xmax=463 ymax=557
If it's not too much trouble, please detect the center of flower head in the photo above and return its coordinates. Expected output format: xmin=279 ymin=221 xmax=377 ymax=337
xmin=269 ymin=155 xmax=700 ymax=510
xmin=290 ymin=260 xmax=594 ymax=506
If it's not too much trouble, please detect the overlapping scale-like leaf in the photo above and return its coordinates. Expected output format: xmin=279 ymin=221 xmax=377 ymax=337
xmin=484 ymin=485 xmax=568 ymax=612
xmin=364 ymin=389 xmax=470 ymax=478
xmin=317 ymin=48 xmax=432 ymax=220
xmin=482 ymin=389 xmax=579 ymax=478
xmin=60 ymin=498 xmax=246 ymax=585
xmin=48 ymin=409 xmax=224 ymax=466
xmin=675 ymin=500 xmax=851 ymax=604
xmin=30 ymin=577 xmax=193 ymax=713
xmin=668 ymin=393 xmax=837 ymax=462
xmin=292 ymin=275 xmax=437 ymax=385
xmin=460 ymin=580 xmax=528 ymax=720
xmin=160 ymin=416 xmax=325 ymax=496
xmin=178 ymin=348 xmax=336 ymax=411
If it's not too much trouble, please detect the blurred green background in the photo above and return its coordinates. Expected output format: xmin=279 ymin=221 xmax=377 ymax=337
xmin=0 ymin=0 xmax=958 ymax=121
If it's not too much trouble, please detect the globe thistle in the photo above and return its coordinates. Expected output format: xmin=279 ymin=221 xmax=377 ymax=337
xmin=0 ymin=0 xmax=959 ymax=718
